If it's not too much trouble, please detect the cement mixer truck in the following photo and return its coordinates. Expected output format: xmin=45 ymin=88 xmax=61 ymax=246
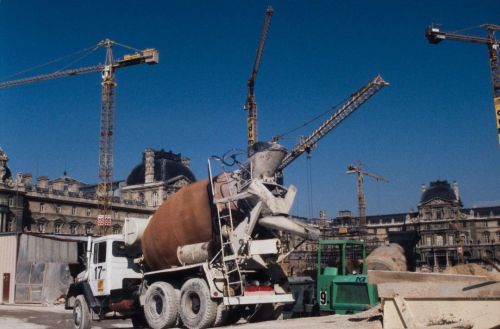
xmin=65 ymin=142 xmax=320 ymax=329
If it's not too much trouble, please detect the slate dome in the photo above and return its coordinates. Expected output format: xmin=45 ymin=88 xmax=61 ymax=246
xmin=420 ymin=180 xmax=457 ymax=204
xmin=126 ymin=150 xmax=196 ymax=185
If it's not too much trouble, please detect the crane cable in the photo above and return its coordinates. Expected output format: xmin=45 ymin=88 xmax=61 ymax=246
xmin=273 ymin=96 xmax=349 ymax=142
xmin=0 ymin=39 xmax=141 ymax=82
xmin=0 ymin=44 xmax=99 ymax=81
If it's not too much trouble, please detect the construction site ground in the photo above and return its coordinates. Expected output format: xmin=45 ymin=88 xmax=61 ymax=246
xmin=0 ymin=304 xmax=382 ymax=329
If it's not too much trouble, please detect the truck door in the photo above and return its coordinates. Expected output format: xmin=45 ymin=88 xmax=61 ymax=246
xmin=89 ymin=241 xmax=108 ymax=296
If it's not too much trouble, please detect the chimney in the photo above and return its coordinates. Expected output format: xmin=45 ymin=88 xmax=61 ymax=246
xmin=144 ymin=149 xmax=155 ymax=184
xmin=453 ymin=180 xmax=459 ymax=200
xmin=37 ymin=176 xmax=49 ymax=189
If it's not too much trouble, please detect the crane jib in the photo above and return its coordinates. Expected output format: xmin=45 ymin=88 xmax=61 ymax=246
xmin=278 ymin=75 xmax=388 ymax=171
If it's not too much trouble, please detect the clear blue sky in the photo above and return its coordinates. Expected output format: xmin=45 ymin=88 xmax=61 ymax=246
xmin=1 ymin=0 xmax=499 ymax=218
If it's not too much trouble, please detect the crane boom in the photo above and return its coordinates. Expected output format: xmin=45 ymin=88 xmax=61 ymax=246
xmin=245 ymin=6 xmax=274 ymax=152
xmin=0 ymin=65 xmax=104 ymax=89
xmin=278 ymin=75 xmax=389 ymax=171
xmin=0 ymin=40 xmax=158 ymax=233
xmin=426 ymin=24 xmax=500 ymax=145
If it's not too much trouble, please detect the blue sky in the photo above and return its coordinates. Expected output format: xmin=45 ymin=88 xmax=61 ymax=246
xmin=1 ymin=0 xmax=499 ymax=218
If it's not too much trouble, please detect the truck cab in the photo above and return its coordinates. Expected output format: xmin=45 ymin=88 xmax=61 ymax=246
xmin=66 ymin=235 xmax=144 ymax=329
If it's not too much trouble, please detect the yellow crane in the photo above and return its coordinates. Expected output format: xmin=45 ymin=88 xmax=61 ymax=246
xmin=346 ymin=161 xmax=388 ymax=235
xmin=0 ymin=40 xmax=158 ymax=232
xmin=245 ymin=6 xmax=274 ymax=153
xmin=426 ymin=23 xmax=500 ymax=145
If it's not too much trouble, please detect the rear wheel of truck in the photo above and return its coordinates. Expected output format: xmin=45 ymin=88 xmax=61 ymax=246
xmin=131 ymin=312 xmax=150 ymax=329
xmin=73 ymin=295 xmax=91 ymax=329
xmin=144 ymin=281 xmax=179 ymax=329
xmin=179 ymin=278 xmax=217 ymax=329
xmin=246 ymin=303 xmax=284 ymax=322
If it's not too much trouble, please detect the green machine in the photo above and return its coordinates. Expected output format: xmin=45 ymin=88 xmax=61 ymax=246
xmin=316 ymin=239 xmax=378 ymax=314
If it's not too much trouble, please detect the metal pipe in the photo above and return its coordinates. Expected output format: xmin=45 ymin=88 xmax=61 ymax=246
xmin=258 ymin=216 xmax=320 ymax=240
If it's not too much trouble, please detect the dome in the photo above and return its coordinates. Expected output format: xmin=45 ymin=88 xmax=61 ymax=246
xmin=420 ymin=180 xmax=457 ymax=204
xmin=126 ymin=149 xmax=196 ymax=186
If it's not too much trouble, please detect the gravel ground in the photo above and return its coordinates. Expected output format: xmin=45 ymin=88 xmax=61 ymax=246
xmin=0 ymin=304 xmax=383 ymax=329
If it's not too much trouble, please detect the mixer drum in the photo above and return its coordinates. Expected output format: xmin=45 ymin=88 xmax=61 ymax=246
xmin=141 ymin=179 xmax=213 ymax=270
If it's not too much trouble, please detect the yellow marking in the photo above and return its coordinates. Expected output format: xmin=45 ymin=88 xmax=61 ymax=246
xmin=97 ymin=279 xmax=104 ymax=293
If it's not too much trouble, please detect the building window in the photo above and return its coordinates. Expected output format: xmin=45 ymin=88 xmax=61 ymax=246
xmin=86 ymin=208 xmax=91 ymax=216
xmin=448 ymin=235 xmax=454 ymax=246
xmin=113 ymin=211 xmax=118 ymax=220
xmin=435 ymin=235 xmax=444 ymax=246
xmin=112 ymin=225 xmax=121 ymax=235
xmin=425 ymin=235 xmax=432 ymax=246
xmin=8 ymin=197 xmax=14 ymax=207
xmin=7 ymin=219 xmax=14 ymax=232
xmin=85 ymin=223 xmax=94 ymax=235
xmin=37 ymin=221 xmax=46 ymax=233
xmin=71 ymin=206 xmax=77 ymax=215
xmin=153 ymin=191 xmax=159 ymax=207
xmin=70 ymin=223 xmax=78 ymax=235
xmin=482 ymin=232 xmax=490 ymax=244
xmin=482 ymin=221 xmax=488 ymax=228
xmin=40 ymin=203 xmax=45 ymax=213
xmin=56 ymin=205 xmax=62 ymax=214
xmin=54 ymin=222 xmax=62 ymax=234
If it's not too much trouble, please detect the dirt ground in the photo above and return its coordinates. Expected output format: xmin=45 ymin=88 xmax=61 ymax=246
xmin=0 ymin=304 xmax=383 ymax=329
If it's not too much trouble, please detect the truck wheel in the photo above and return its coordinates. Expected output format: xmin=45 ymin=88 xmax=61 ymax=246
xmin=223 ymin=306 xmax=242 ymax=326
xmin=73 ymin=295 xmax=91 ymax=329
xmin=213 ymin=302 xmax=229 ymax=327
xmin=246 ymin=303 xmax=284 ymax=323
xmin=179 ymin=278 xmax=217 ymax=329
xmin=131 ymin=312 xmax=150 ymax=329
xmin=144 ymin=281 xmax=179 ymax=329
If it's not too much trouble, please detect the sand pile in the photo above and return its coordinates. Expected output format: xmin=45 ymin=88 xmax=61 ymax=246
xmin=444 ymin=263 xmax=500 ymax=281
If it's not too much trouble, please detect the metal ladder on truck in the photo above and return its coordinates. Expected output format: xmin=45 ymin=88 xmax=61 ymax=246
xmin=208 ymin=158 xmax=244 ymax=297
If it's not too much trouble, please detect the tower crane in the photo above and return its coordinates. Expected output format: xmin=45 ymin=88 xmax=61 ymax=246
xmin=426 ymin=23 xmax=500 ymax=145
xmin=0 ymin=39 xmax=159 ymax=232
xmin=245 ymin=6 xmax=274 ymax=153
xmin=277 ymin=75 xmax=389 ymax=171
xmin=346 ymin=161 xmax=388 ymax=235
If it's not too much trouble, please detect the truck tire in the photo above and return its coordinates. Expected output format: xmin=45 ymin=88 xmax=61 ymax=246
xmin=246 ymin=303 xmax=284 ymax=323
xmin=223 ymin=306 xmax=242 ymax=326
xmin=179 ymin=278 xmax=217 ymax=329
xmin=144 ymin=281 xmax=179 ymax=329
xmin=73 ymin=295 xmax=91 ymax=329
xmin=131 ymin=312 xmax=150 ymax=329
xmin=213 ymin=302 xmax=229 ymax=327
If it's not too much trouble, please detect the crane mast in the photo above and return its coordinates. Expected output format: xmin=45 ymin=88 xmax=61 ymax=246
xmin=97 ymin=40 xmax=117 ymax=228
xmin=245 ymin=6 xmax=274 ymax=153
xmin=426 ymin=24 xmax=500 ymax=145
xmin=346 ymin=161 xmax=388 ymax=234
xmin=278 ymin=75 xmax=389 ymax=171
xmin=0 ymin=40 xmax=159 ymax=233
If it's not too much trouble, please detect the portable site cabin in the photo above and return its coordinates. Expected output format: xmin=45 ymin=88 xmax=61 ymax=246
xmin=0 ymin=233 xmax=85 ymax=304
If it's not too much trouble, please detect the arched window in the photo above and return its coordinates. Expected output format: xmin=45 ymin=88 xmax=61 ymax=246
xmin=37 ymin=220 xmax=46 ymax=233
xmin=54 ymin=221 xmax=63 ymax=234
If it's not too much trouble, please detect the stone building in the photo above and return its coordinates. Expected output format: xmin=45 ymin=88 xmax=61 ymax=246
xmin=285 ymin=180 xmax=500 ymax=274
xmin=0 ymin=147 xmax=196 ymax=236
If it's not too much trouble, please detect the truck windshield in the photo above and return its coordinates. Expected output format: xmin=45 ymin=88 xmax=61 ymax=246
xmin=112 ymin=241 xmax=142 ymax=258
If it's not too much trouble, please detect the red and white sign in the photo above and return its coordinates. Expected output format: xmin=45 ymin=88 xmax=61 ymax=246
xmin=97 ymin=215 xmax=112 ymax=226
